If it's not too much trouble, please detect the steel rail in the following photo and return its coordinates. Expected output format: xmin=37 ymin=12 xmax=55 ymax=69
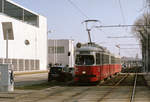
xmin=62 ymin=87 xmax=92 ymax=102
xmin=130 ymin=72 xmax=138 ymax=102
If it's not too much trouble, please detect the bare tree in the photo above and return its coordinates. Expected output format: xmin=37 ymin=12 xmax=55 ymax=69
xmin=132 ymin=13 xmax=150 ymax=72
xmin=132 ymin=13 xmax=150 ymax=42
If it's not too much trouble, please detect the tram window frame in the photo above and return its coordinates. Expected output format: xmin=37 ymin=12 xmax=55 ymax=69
xmin=96 ymin=53 xmax=100 ymax=65
xmin=103 ymin=54 xmax=106 ymax=64
xmin=102 ymin=54 xmax=105 ymax=64
xmin=116 ymin=58 xmax=121 ymax=64
xmin=75 ymin=55 xmax=95 ymax=65
xmin=111 ymin=56 xmax=115 ymax=64
xmin=115 ymin=58 xmax=117 ymax=64
xmin=103 ymin=54 xmax=109 ymax=64
xmin=100 ymin=53 xmax=103 ymax=65
xmin=116 ymin=58 xmax=118 ymax=64
xmin=106 ymin=55 xmax=109 ymax=64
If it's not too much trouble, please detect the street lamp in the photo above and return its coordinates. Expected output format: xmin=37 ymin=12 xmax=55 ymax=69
xmin=2 ymin=22 xmax=14 ymax=64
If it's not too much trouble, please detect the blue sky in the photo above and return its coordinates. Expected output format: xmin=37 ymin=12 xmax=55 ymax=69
xmin=13 ymin=0 xmax=145 ymax=58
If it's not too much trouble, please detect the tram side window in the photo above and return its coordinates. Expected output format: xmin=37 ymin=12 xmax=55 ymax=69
xmin=119 ymin=58 xmax=121 ymax=64
xmin=115 ymin=58 xmax=117 ymax=64
xmin=100 ymin=54 xmax=103 ymax=64
xmin=116 ymin=58 xmax=121 ymax=64
xmin=103 ymin=54 xmax=106 ymax=64
xmin=96 ymin=53 xmax=100 ymax=65
xmin=106 ymin=55 xmax=109 ymax=64
xmin=111 ymin=56 xmax=115 ymax=64
xmin=103 ymin=54 xmax=109 ymax=64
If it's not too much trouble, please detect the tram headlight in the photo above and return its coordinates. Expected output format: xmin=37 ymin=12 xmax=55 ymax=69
xmin=82 ymin=71 xmax=86 ymax=74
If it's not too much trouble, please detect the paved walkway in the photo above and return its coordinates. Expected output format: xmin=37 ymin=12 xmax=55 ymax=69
xmin=144 ymin=72 xmax=150 ymax=86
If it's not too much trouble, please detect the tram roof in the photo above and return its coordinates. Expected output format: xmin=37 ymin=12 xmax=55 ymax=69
xmin=76 ymin=42 xmax=121 ymax=58
xmin=76 ymin=42 xmax=109 ymax=52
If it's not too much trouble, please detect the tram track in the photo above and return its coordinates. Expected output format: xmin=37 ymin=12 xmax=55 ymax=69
xmin=30 ymin=86 xmax=74 ymax=102
xmin=130 ymin=71 xmax=138 ymax=102
xmin=7 ymin=67 xmax=146 ymax=102
xmin=62 ymin=87 xmax=92 ymax=102
xmin=19 ymin=73 xmax=137 ymax=102
xmin=96 ymin=73 xmax=130 ymax=102
xmin=97 ymin=68 xmax=139 ymax=102
xmin=28 ymin=86 xmax=93 ymax=102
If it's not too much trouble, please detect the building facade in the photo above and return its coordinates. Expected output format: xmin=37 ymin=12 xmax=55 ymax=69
xmin=0 ymin=0 xmax=47 ymax=71
xmin=48 ymin=39 xmax=74 ymax=67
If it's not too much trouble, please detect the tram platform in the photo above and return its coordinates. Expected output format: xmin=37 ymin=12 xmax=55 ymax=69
xmin=144 ymin=73 xmax=150 ymax=86
xmin=14 ymin=70 xmax=48 ymax=76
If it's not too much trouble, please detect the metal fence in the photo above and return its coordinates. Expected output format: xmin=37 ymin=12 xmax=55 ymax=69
xmin=0 ymin=58 xmax=39 ymax=71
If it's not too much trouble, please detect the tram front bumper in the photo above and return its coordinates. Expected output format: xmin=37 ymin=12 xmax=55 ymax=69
xmin=75 ymin=74 xmax=98 ymax=82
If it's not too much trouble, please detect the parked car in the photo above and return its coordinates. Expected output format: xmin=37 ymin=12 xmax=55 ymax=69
xmin=48 ymin=66 xmax=73 ymax=82
xmin=68 ymin=67 xmax=75 ymax=77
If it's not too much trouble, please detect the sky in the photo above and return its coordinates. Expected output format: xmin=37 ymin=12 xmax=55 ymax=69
xmin=12 ymin=0 xmax=145 ymax=58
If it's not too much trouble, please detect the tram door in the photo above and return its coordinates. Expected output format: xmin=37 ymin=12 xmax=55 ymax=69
xmin=100 ymin=53 xmax=103 ymax=80
xmin=96 ymin=53 xmax=101 ymax=80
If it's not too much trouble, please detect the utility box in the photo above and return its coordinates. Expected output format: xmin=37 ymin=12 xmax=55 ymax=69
xmin=0 ymin=64 xmax=14 ymax=92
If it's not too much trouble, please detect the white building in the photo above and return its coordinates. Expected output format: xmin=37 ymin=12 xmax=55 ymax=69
xmin=0 ymin=0 xmax=47 ymax=71
xmin=48 ymin=39 xmax=74 ymax=67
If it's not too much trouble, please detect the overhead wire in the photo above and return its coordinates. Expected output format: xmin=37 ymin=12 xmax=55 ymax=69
xmin=118 ymin=0 xmax=126 ymax=24
xmin=138 ymin=0 xmax=147 ymax=12
xmin=66 ymin=0 xmax=140 ymax=57
xmin=67 ymin=0 xmax=89 ymax=19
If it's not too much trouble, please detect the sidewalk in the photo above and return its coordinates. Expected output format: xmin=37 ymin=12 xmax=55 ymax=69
xmin=144 ymin=73 xmax=150 ymax=86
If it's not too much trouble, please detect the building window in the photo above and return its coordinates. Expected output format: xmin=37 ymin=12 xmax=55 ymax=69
xmin=0 ymin=0 xmax=2 ymax=12
xmin=0 ymin=0 xmax=39 ymax=27
xmin=48 ymin=47 xmax=54 ymax=54
xmin=24 ymin=9 xmax=39 ymax=27
xmin=48 ymin=46 xmax=65 ymax=54
xmin=4 ymin=0 xmax=23 ymax=20
xmin=57 ymin=47 xmax=64 ymax=53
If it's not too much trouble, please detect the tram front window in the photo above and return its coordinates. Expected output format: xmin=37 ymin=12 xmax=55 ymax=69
xmin=75 ymin=55 xmax=94 ymax=65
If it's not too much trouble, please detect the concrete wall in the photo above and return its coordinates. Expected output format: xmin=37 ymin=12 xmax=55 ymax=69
xmin=48 ymin=39 xmax=74 ymax=67
xmin=0 ymin=14 xmax=47 ymax=71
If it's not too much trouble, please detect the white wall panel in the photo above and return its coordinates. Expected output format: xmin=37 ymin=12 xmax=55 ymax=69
xmin=0 ymin=14 xmax=47 ymax=71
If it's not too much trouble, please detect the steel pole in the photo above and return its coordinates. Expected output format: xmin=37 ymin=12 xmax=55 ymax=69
xmin=87 ymin=29 xmax=92 ymax=43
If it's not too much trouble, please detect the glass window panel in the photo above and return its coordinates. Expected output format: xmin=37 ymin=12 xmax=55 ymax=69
xmin=57 ymin=47 xmax=64 ymax=53
xmin=0 ymin=0 xmax=2 ymax=12
xmin=96 ymin=53 xmax=100 ymax=64
xmin=4 ymin=0 xmax=23 ymax=20
xmin=49 ymin=47 xmax=65 ymax=54
xmin=24 ymin=10 xmax=39 ymax=27
xmin=48 ymin=47 xmax=54 ymax=54
xmin=75 ymin=55 xmax=94 ymax=65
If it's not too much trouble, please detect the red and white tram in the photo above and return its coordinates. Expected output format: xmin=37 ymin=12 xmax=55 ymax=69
xmin=74 ymin=42 xmax=122 ymax=83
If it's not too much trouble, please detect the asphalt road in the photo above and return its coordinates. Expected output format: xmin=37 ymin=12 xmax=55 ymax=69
xmin=14 ymin=73 xmax=48 ymax=86
xmin=0 ymin=73 xmax=149 ymax=102
xmin=0 ymin=85 xmax=150 ymax=102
